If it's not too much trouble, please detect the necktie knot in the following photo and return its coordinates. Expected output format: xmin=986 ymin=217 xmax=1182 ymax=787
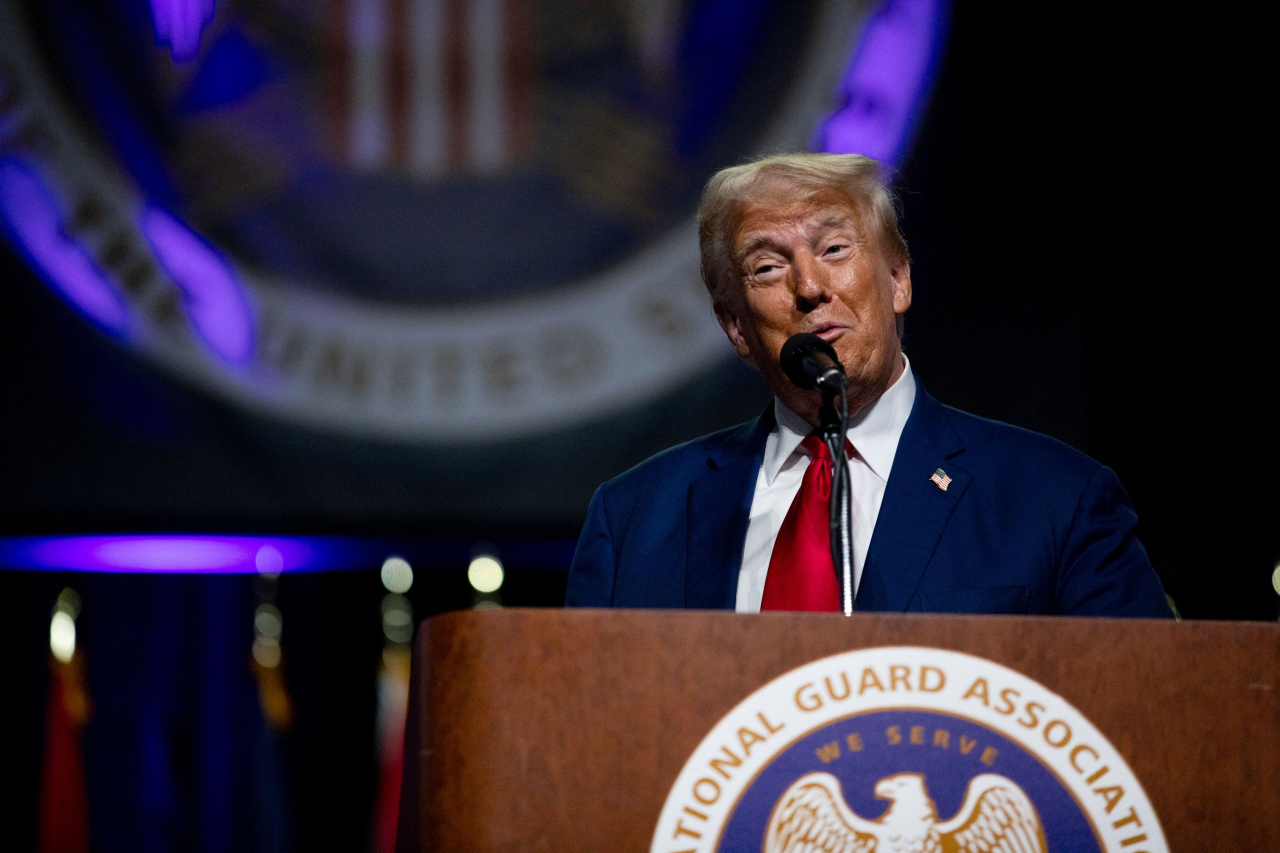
xmin=800 ymin=434 xmax=853 ymax=462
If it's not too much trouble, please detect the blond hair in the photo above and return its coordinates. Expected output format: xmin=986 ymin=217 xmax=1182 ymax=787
xmin=696 ymin=153 xmax=909 ymax=302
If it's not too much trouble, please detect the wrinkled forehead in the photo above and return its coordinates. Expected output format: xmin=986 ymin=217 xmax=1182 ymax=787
xmin=730 ymin=188 xmax=866 ymax=257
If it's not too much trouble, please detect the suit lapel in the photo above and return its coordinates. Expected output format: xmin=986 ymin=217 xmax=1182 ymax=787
xmin=857 ymin=383 xmax=971 ymax=612
xmin=684 ymin=412 xmax=771 ymax=609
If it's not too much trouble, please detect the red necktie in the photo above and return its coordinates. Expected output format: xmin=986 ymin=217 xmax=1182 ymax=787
xmin=760 ymin=435 xmax=847 ymax=612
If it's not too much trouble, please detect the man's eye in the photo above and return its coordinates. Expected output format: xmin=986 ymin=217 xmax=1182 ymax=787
xmin=825 ymin=244 xmax=846 ymax=255
xmin=755 ymin=264 xmax=777 ymax=275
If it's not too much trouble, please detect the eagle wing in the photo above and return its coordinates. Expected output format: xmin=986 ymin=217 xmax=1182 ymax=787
xmin=762 ymin=772 xmax=879 ymax=853
xmin=934 ymin=773 xmax=1047 ymax=853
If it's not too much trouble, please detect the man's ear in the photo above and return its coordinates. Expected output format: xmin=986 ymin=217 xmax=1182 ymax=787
xmin=891 ymin=262 xmax=912 ymax=316
xmin=714 ymin=297 xmax=754 ymax=361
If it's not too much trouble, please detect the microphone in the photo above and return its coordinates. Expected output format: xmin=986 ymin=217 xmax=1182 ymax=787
xmin=781 ymin=332 xmax=856 ymax=614
xmin=780 ymin=333 xmax=846 ymax=395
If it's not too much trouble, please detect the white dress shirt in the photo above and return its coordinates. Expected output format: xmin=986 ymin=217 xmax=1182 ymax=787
xmin=734 ymin=356 xmax=917 ymax=612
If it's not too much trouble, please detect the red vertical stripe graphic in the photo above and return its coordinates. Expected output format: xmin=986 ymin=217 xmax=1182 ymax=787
xmin=445 ymin=0 xmax=470 ymax=169
xmin=38 ymin=658 xmax=91 ymax=853
xmin=386 ymin=0 xmax=410 ymax=166
xmin=325 ymin=0 xmax=352 ymax=164
xmin=504 ymin=0 xmax=533 ymax=162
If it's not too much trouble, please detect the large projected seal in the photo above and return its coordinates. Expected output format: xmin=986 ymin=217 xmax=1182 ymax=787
xmin=0 ymin=0 xmax=946 ymax=441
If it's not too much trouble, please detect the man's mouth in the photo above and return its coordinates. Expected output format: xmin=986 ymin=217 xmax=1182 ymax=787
xmin=810 ymin=324 xmax=845 ymax=341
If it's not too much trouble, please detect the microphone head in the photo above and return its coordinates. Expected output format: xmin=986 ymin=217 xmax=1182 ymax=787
xmin=780 ymin=333 xmax=844 ymax=391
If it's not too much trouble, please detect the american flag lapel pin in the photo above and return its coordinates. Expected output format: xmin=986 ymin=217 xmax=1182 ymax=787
xmin=929 ymin=468 xmax=952 ymax=491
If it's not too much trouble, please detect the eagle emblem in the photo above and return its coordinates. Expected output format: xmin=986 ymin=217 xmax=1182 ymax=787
xmin=763 ymin=771 xmax=1047 ymax=853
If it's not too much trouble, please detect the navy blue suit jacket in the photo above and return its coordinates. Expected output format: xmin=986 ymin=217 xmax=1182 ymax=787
xmin=566 ymin=376 xmax=1171 ymax=616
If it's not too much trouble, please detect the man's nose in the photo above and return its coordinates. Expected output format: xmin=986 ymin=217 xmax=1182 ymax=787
xmin=791 ymin=251 xmax=831 ymax=308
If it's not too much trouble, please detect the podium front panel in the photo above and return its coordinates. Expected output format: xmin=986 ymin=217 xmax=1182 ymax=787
xmin=398 ymin=610 xmax=1279 ymax=852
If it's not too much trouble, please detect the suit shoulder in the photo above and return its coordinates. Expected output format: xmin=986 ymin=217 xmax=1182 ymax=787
xmin=938 ymin=403 xmax=1103 ymax=481
xmin=599 ymin=419 xmax=760 ymax=499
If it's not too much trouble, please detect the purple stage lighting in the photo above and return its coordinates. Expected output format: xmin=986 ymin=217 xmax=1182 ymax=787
xmin=150 ymin=0 xmax=217 ymax=62
xmin=0 ymin=535 xmax=354 ymax=574
xmin=819 ymin=0 xmax=949 ymax=165
xmin=141 ymin=206 xmax=254 ymax=364
xmin=0 ymin=158 xmax=130 ymax=332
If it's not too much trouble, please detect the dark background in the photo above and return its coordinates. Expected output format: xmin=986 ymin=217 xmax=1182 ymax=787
xmin=2 ymin=3 xmax=1275 ymax=852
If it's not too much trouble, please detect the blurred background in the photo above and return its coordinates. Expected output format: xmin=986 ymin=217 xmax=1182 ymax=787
xmin=1 ymin=0 xmax=1274 ymax=851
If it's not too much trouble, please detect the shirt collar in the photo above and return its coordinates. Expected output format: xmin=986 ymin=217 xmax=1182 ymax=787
xmin=763 ymin=354 xmax=916 ymax=486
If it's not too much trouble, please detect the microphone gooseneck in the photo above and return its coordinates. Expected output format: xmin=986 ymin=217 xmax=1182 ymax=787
xmin=779 ymin=333 xmax=856 ymax=616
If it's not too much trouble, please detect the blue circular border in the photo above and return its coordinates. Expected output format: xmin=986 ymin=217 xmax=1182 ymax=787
xmin=719 ymin=707 xmax=1100 ymax=852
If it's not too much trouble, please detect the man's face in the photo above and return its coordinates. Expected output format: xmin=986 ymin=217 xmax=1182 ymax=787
xmin=714 ymin=190 xmax=912 ymax=423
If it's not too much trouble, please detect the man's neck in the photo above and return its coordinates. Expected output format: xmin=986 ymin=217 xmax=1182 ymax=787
xmin=767 ymin=354 xmax=915 ymax=484
xmin=782 ymin=350 xmax=907 ymax=428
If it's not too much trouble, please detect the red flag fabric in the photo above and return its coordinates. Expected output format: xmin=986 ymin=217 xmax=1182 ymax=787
xmin=38 ymin=656 xmax=91 ymax=853
xmin=373 ymin=647 xmax=411 ymax=853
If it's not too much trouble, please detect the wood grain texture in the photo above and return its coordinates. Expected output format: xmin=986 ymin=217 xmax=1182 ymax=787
xmin=397 ymin=610 xmax=1280 ymax=852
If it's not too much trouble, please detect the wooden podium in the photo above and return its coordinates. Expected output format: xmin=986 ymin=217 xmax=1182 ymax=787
xmin=396 ymin=610 xmax=1279 ymax=851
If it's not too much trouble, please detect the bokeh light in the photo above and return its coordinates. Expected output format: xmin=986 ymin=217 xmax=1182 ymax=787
xmin=49 ymin=610 xmax=76 ymax=663
xmin=255 ymin=544 xmax=284 ymax=575
xmin=252 ymin=635 xmax=281 ymax=668
xmin=468 ymin=554 xmax=504 ymax=593
xmin=380 ymin=594 xmax=413 ymax=644
xmin=380 ymin=556 xmax=414 ymax=594
xmin=254 ymin=603 xmax=283 ymax=639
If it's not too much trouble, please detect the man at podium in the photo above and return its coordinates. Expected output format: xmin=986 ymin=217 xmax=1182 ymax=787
xmin=566 ymin=153 xmax=1169 ymax=618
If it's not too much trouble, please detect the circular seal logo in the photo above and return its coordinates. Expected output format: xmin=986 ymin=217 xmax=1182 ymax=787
xmin=652 ymin=646 xmax=1166 ymax=853
xmin=0 ymin=0 xmax=947 ymax=442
